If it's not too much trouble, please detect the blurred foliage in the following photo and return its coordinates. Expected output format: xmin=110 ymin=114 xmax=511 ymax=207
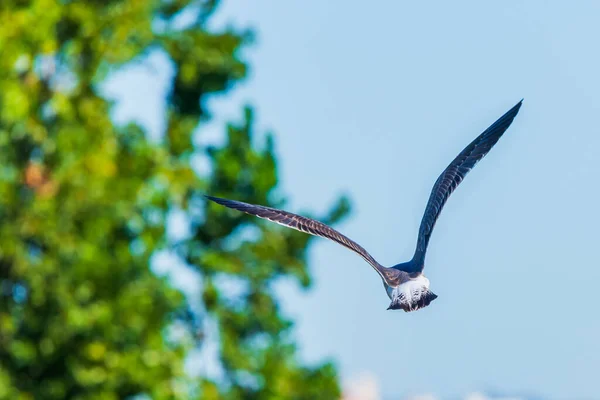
xmin=0 ymin=0 xmax=349 ymax=399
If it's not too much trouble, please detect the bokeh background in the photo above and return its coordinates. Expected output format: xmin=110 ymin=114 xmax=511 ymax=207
xmin=1 ymin=1 xmax=599 ymax=399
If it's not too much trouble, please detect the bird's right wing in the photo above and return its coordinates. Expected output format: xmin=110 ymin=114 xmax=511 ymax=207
xmin=206 ymin=195 xmax=400 ymax=285
xmin=409 ymin=100 xmax=523 ymax=271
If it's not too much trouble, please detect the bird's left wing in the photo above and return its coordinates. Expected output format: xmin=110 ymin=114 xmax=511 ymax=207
xmin=206 ymin=195 xmax=400 ymax=285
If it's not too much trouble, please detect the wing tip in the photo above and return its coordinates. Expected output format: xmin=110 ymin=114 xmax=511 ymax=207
xmin=511 ymin=98 xmax=524 ymax=113
xmin=498 ymin=98 xmax=524 ymax=125
xmin=204 ymin=194 xmax=228 ymax=206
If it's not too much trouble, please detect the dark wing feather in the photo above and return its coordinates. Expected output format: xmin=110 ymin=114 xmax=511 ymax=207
xmin=206 ymin=195 xmax=399 ymax=285
xmin=409 ymin=100 xmax=523 ymax=272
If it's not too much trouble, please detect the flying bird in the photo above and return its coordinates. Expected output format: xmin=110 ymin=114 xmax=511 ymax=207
xmin=206 ymin=100 xmax=523 ymax=312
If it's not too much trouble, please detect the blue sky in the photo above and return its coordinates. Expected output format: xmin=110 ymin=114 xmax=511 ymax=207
xmin=104 ymin=1 xmax=600 ymax=399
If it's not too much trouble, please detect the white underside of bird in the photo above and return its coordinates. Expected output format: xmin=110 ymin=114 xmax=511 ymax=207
xmin=386 ymin=275 xmax=436 ymax=312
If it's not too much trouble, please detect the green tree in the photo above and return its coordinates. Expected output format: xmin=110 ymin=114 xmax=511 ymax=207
xmin=0 ymin=1 xmax=348 ymax=399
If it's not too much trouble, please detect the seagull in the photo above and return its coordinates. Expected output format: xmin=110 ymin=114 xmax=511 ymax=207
xmin=206 ymin=100 xmax=523 ymax=312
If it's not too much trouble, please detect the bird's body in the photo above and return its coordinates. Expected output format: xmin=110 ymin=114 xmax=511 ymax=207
xmin=206 ymin=100 xmax=523 ymax=312
xmin=386 ymin=273 xmax=436 ymax=312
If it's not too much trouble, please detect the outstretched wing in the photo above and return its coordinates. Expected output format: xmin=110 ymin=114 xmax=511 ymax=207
xmin=206 ymin=195 xmax=399 ymax=285
xmin=409 ymin=100 xmax=523 ymax=271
